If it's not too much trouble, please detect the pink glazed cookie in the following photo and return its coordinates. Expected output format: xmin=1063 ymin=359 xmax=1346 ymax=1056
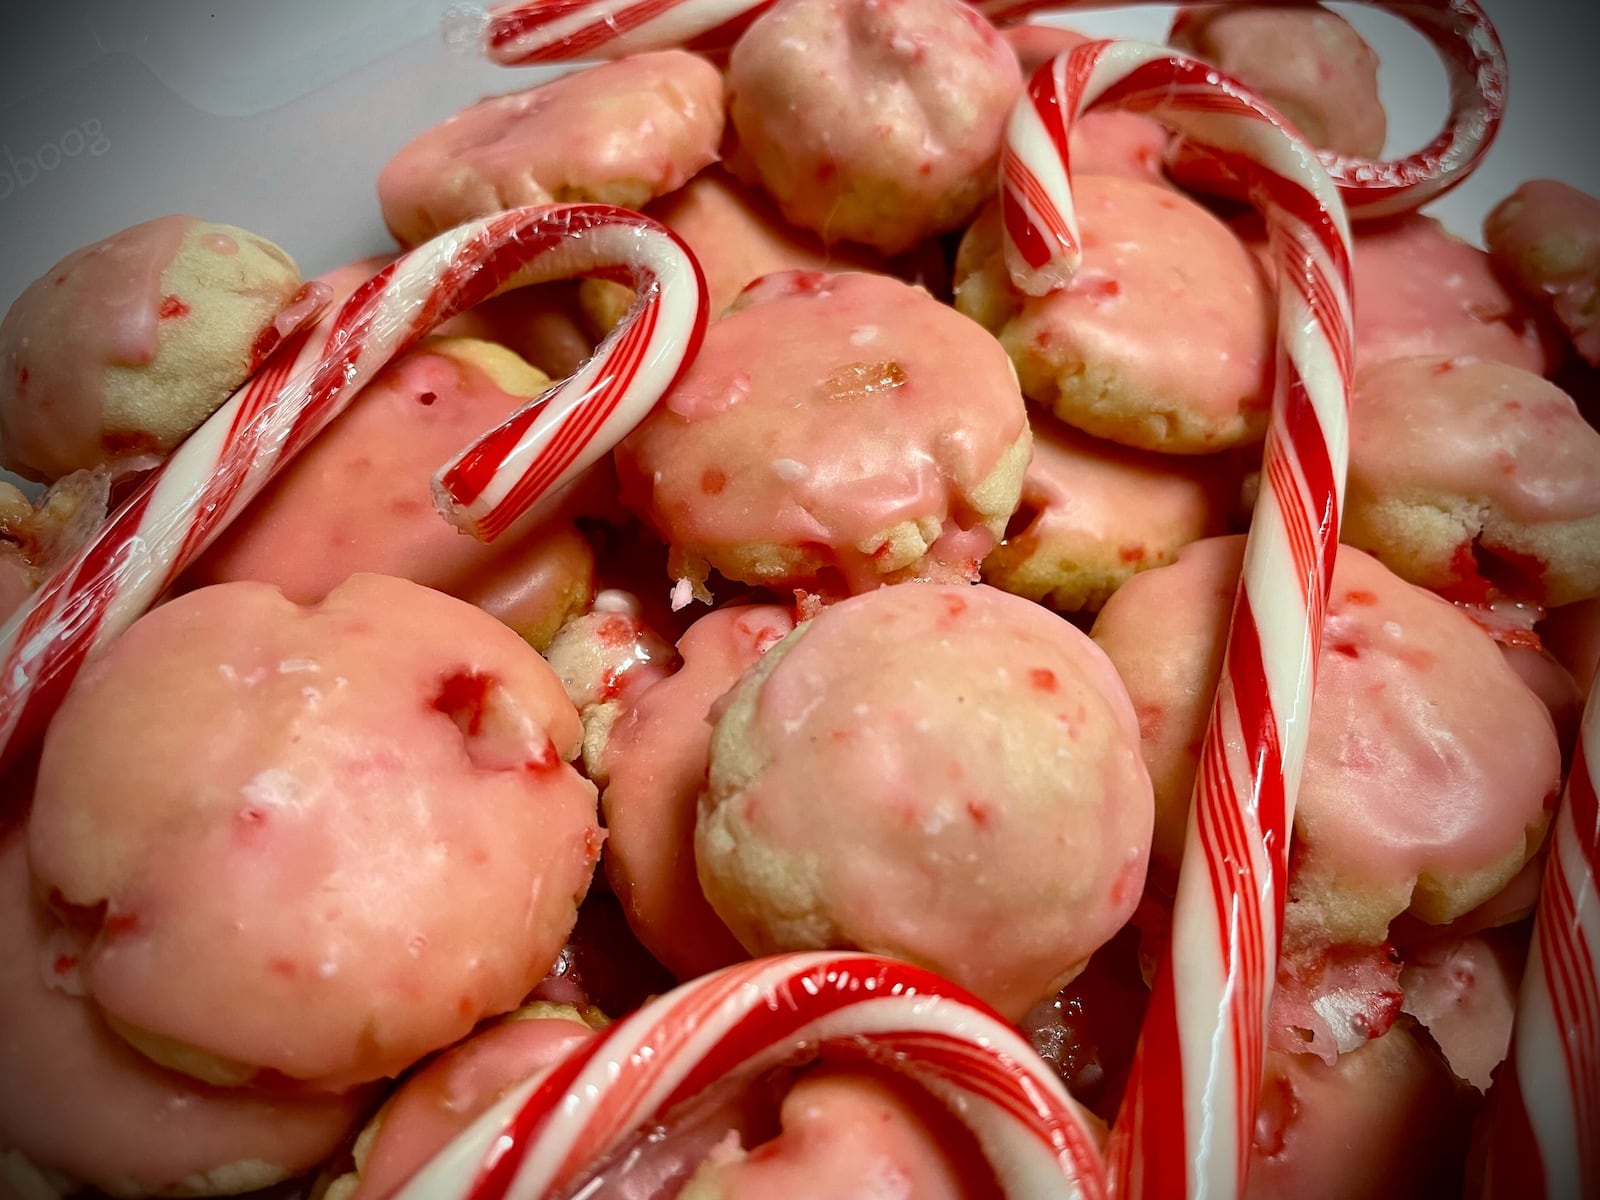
xmin=578 ymin=167 xmax=884 ymax=334
xmin=680 ymin=1067 xmax=990 ymax=1199
xmin=1168 ymin=3 xmax=1386 ymax=156
xmin=191 ymin=337 xmax=595 ymax=649
xmin=982 ymin=411 xmax=1234 ymax=612
xmin=599 ymin=604 xmax=795 ymax=980
xmin=615 ymin=270 xmax=1030 ymax=598
xmin=378 ymin=51 xmax=724 ymax=246
xmin=1353 ymin=215 xmax=1555 ymax=373
xmin=0 ymin=216 xmax=302 ymax=481
xmin=27 ymin=574 xmax=601 ymax=1092
xmin=1246 ymin=1023 xmax=1473 ymax=1200
xmin=955 ymin=176 xmax=1274 ymax=453
xmin=1485 ymin=179 xmax=1600 ymax=367
xmin=0 ymin=826 xmax=367 ymax=1198
xmin=324 ymin=1004 xmax=598 ymax=1200
xmin=1092 ymin=538 xmax=1560 ymax=940
xmin=1344 ymin=355 xmax=1600 ymax=606
xmin=698 ymin=583 xmax=1153 ymax=1020
xmin=725 ymin=0 xmax=1021 ymax=255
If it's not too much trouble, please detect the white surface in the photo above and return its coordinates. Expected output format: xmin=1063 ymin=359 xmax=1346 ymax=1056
xmin=0 ymin=0 xmax=1596 ymax=305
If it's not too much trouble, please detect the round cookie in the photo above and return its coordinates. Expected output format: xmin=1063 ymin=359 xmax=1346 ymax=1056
xmin=600 ymin=604 xmax=795 ymax=980
xmin=680 ymin=1066 xmax=990 ymax=1200
xmin=1247 ymin=1024 xmax=1473 ymax=1200
xmin=982 ymin=411 xmax=1234 ymax=612
xmin=1485 ymin=178 xmax=1600 ymax=366
xmin=0 ymin=215 xmax=302 ymax=481
xmin=615 ymin=270 xmax=1030 ymax=598
xmin=323 ymin=1004 xmax=597 ymax=1200
xmin=1343 ymin=354 xmax=1600 ymax=606
xmin=1352 ymin=214 xmax=1555 ymax=373
xmin=698 ymin=582 xmax=1153 ymax=1020
xmin=378 ymin=50 xmax=724 ymax=246
xmin=27 ymin=573 xmax=601 ymax=1091
xmin=1002 ymin=24 xmax=1171 ymax=184
xmin=1168 ymin=3 xmax=1386 ymax=156
xmin=1090 ymin=538 xmax=1561 ymax=944
xmin=0 ymin=826 xmax=366 ymax=1199
xmin=725 ymin=0 xmax=1021 ymax=255
xmin=578 ymin=166 xmax=884 ymax=335
xmin=190 ymin=336 xmax=595 ymax=648
xmin=955 ymin=177 xmax=1274 ymax=453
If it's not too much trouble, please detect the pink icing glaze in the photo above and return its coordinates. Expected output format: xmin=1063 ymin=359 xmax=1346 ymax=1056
xmin=348 ymin=1011 xmax=595 ymax=1200
xmin=1500 ymin=644 xmax=1583 ymax=757
xmin=643 ymin=168 xmax=883 ymax=320
xmin=0 ymin=826 xmax=366 ymax=1195
xmin=698 ymin=583 xmax=1152 ymax=1020
xmin=1484 ymin=179 xmax=1600 ymax=366
xmin=1002 ymin=25 xmax=1171 ymax=184
xmin=957 ymin=177 xmax=1274 ymax=451
xmin=988 ymin=412 xmax=1233 ymax=603
xmin=189 ymin=338 xmax=595 ymax=644
xmin=1351 ymin=215 xmax=1554 ymax=373
xmin=0 ymin=215 xmax=192 ymax=480
xmin=1351 ymin=355 xmax=1600 ymax=524
xmin=684 ymin=1066 xmax=994 ymax=1199
xmin=1246 ymin=1024 xmax=1473 ymax=1200
xmin=377 ymin=51 xmax=724 ymax=246
xmin=1399 ymin=927 xmax=1526 ymax=1092
xmin=601 ymin=604 xmax=794 ymax=980
xmin=1292 ymin=549 xmax=1560 ymax=934
xmin=1167 ymin=4 xmax=1386 ymax=157
xmin=615 ymin=270 xmax=1027 ymax=592
xmin=27 ymin=574 xmax=600 ymax=1090
xmin=1093 ymin=539 xmax=1561 ymax=927
xmin=1542 ymin=597 xmax=1600 ymax=695
xmin=725 ymin=0 xmax=1022 ymax=255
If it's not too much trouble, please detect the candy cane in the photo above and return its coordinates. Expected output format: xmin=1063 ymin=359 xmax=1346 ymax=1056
xmin=1480 ymin=680 xmax=1600 ymax=1197
xmin=472 ymin=0 xmax=1505 ymax=218
xmin=0 ymin=203 xmax=706 ymax=774
xmin=1005 ymin=38 xmax=1352 ymax=1198
xmin=396 ymin=953 xmax=1110 ymax=1200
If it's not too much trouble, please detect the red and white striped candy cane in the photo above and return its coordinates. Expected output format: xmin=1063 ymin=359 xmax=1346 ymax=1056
xmin=473 ymin=0 xmax=1505 ymax=219
xmin=396 ymin=953 xmax=1109 ymax=1200
xmin=1480 ymin=678 xmax=1600 ymax=1196
xmin=0 ymin=203 xmax=705 ymax=774
xmin=1005 ymin=38 xmax=1352 ymax=1198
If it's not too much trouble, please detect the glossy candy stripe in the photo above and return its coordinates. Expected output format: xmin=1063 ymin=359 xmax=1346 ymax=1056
xmin=475 ymin=0 xmax=1505 ymax=220
xmin=0 ymin=203 xmax=706 ymax=774
xmin=1005 ymin=37 xmax=1352 ymax=1199
xmin=1481 ymin=679 xmax=1600 ymax=1197
xmin=393 ymin=954 xmax=1110 ymax=1200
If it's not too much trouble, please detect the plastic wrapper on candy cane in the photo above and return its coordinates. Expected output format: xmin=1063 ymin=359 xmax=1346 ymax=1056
xmin=372 ymin=34 xmax=1357 ymax=1200
xmin=0 ymin=203 xmax=707 ymax=774
xmin=475 ymin=0 xmax=1504 ymax=218
xmin=1479 ymin=679 xmax=1600 ymax=1197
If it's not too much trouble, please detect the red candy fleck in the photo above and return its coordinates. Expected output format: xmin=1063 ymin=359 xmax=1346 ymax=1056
xmin=52 ymin=954 xmax=77 ymax=976
xmin=701 ymin=467 xmax=727 ymax=495
xmin=1329 ymin=641 xmax=1360 ymax=659
xmin=1343 ymin=589 xmax=1378 ymax=606
xmin=417 ymin=390 xmax=438 ymax=406
xmin=432 ymin=670 xmax=494 ymax=737
xmin=965 ymin=798 xmax=992 ymax=827
xmin=1117 ymin=543 xmax=1144 ymax=564
xmin=158 ymin=294 xmax=190 ymax=319
xmin=103 ymin=911 xmax=140 ymax=937
xmin=1030 ymin=667 xmax=1059 ymax=693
